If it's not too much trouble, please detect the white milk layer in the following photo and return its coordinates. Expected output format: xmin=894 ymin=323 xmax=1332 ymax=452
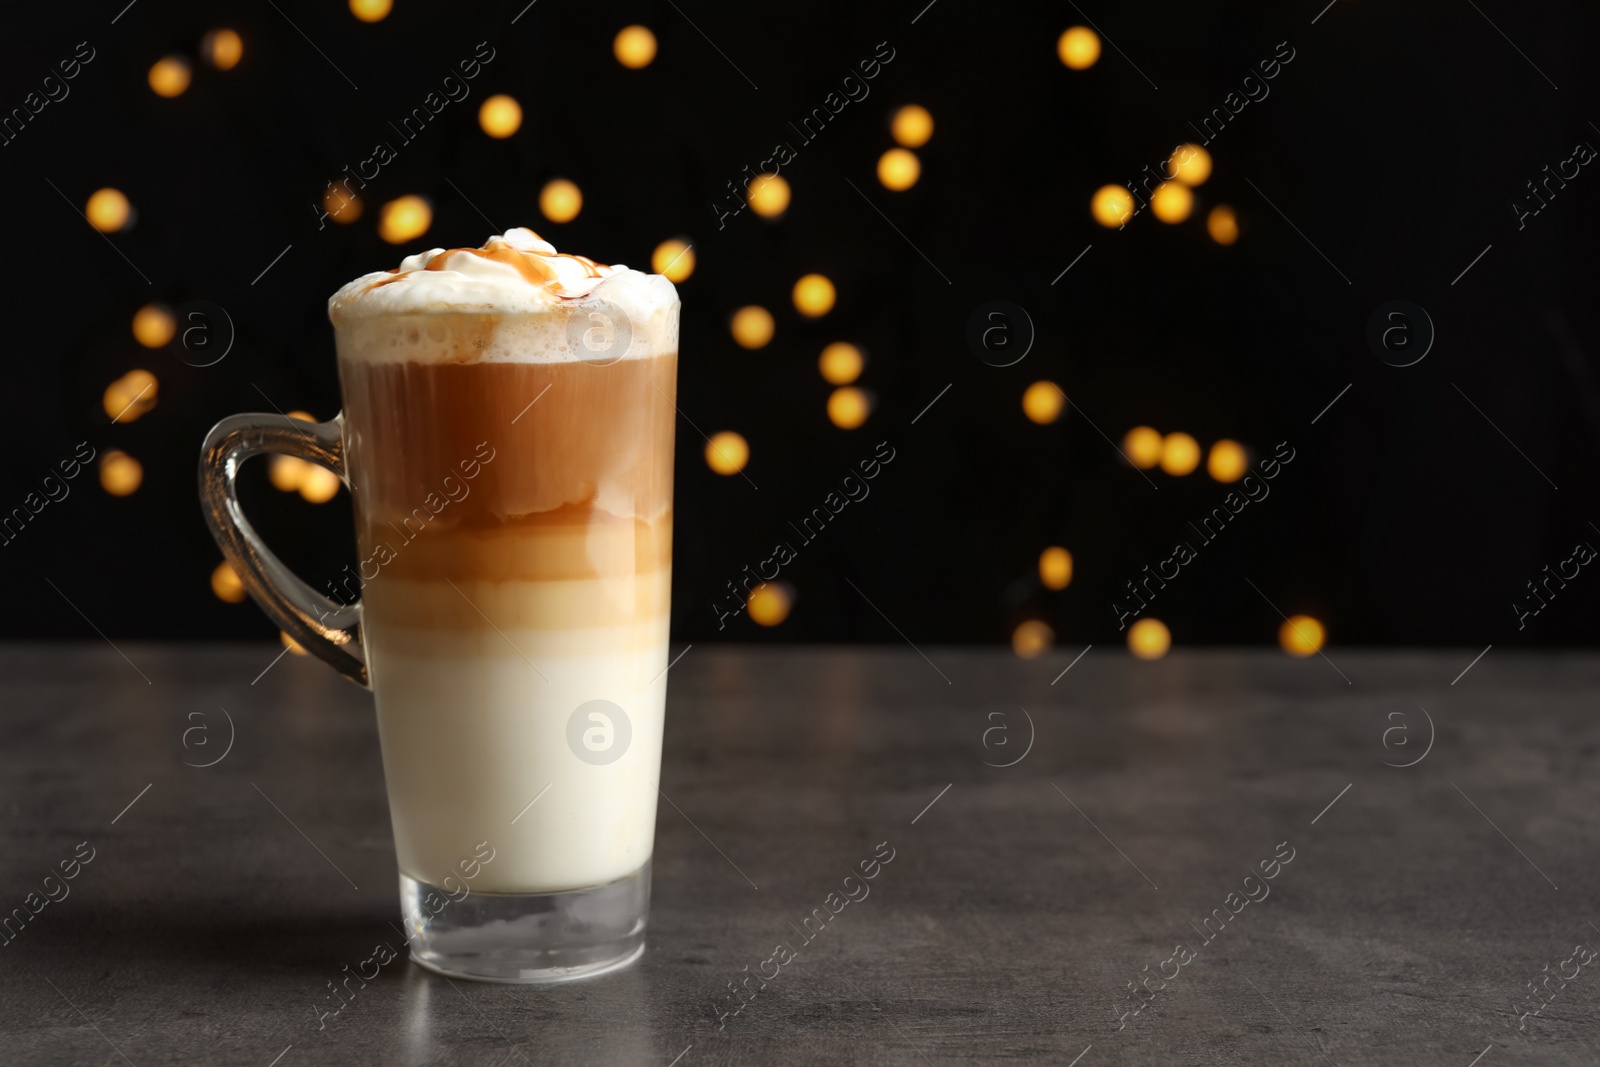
xmin=366 ymin=610 xmax=668 ymax=894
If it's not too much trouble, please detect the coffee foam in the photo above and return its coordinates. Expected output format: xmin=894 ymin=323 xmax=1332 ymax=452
xmin=329 ymin=228 xmax=679 ymax=363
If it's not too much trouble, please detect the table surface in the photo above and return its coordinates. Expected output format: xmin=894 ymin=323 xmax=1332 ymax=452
xmin=1 ymin=644 xmax=1596 ymax=1066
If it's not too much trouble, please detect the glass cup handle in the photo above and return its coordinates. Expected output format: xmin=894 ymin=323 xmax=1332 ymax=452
xmin=199 ymin=412 xmax=369 ymax=687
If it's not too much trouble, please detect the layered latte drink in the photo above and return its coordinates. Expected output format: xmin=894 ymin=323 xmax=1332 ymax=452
xmin=327 ymin=228 xmax=678 ymax=977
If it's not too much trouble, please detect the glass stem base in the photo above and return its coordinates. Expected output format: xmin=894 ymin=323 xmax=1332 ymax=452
xmin=399 ymin=862 xmax=649 ymax=984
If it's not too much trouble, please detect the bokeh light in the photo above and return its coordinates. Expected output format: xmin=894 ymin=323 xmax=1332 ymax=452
xmin=1160 ymin=432 xmax=1201 ymax=476
xmin=284 ymin=410 xmax=315 ymax=424
xmin=730 ymin=306 xmax=774 ymax=349
xmin=1057 ymin=26 xmax=1101 ymax=69
xmin=747 ymin=173 xmax=790 ymax=218
xmin=1208 ymin=205 xmax=1239 ymax=245
xmin=281 ymin=631 xmax=307 ymax=655
xmin=478 ymin=94 xmax=522 ymax=138
xmin=705 ymin=431 xmax=749 ymax=475
xmin=652 ymin=238 xmax=695 ymax=282
xmin=100 ymin=450 xmax=143 ymax=496
xmin=877 ymin=148 xmax=921 ymax=191
xmin=1012 ymin=620 xmax=1055 ymax=659
xmin=1123 ymin=426 xmax=1163 ymax=469
xmin=132 ymin=304 xmax=175 ymax=348
xmin=349 ymin=0 xmax=392 ymax=22
xmin=1022 ymin=381 xmax=1065 ymax=425
xmin=202 ymin=29 xmax=243 ymax=71
xmin=1169 ymin=143 xmax=1212 ymax=186
xmin=323 ymin=185 xmax=362 ymax=224
xmin=1208 ymin=439 xmax=1248 ymax=482
xmin=827 ymin=386 xmax=871 ymax=429
xmin=86 ymin=188 xmax=131 ymax=233
xmin=793 ymin=274 xmax=836 ymax=317
xmin=1091 ymin=184 xmax=1134 ymax=228
xmin=1150 ymin=181 xmax=1193 ymax=224
xmin=378 ymin=195 xmax=431 ymax=244
xmin=539 ymin=179 xmax=582 ymax=224
xmin=748 ymin=583 xmax=793 ymax=627
xmin=891 ymin=104 xmax=933 ymax=148
xmin=103 ymin=369 xmax=158 ymax=423
xmin=1279 ymin=615 xmax=1326 ymax=658
xmin=270 ymin=455 xmax=310 ymax=492
xmin=148 ymin=57 xmax=191 ymax=98
xmin=614 ymin=25 xmax=657 ymax=69
xmin=1039 ymin=546 xmax=1073 ymax=590
xmin=1128 ymin=618 xmax=1171 ymax=660
xmin=819 ymin=342 xmax=863 ymax=385
xmin=298 ymin=465 xmax=342 ymax=503
xmin=211 ymin=561 xmax=247 ymax=603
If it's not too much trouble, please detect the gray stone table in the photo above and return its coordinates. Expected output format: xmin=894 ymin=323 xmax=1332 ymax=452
xmin=1 ymin=644 xmax=1597 ymax=1065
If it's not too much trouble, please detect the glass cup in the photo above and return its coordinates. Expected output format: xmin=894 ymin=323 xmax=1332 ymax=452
xmin=200 ymin=299 xmax=677 ymax=982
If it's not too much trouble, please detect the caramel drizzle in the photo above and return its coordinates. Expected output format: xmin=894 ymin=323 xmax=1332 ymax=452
xmin=366 ymin=244 xmax=609 ymax=294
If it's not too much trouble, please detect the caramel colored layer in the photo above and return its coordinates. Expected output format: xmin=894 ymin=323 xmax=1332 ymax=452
xmin=337 ymin=344 xmax=677 ymax=586
xmin=363 ymin=573 xmax=671 ymax=648
xmin=354 ymin=512 xmax=671 ymax=583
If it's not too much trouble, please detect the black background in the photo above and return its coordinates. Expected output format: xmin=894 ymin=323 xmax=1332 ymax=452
xmin=4 ymin=0 xmax=1598 ymax=649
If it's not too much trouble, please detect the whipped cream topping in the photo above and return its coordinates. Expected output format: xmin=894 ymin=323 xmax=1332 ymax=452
xmin=330 ymin=228 xmax=679 ymax=364
xmin=328 ymin=227 xmax=677 ymax=323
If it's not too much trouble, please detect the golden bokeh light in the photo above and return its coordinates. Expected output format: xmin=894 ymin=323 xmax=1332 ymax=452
xmin=614 ymin=25 xmax=658 ymax=69
xmin=298 ymin=465 xmax=342 ymax=503
xmin=1150 ymin=181 xmax=1193 ymax=224
xmin=818 ymin=342 xmax=863 ymax=385
xmin=792 ymin=273 xmax=836 ymax=317
xmin=202 ymin=29 xmax=244 ymax=71
xmin=378 ymin=195 xmax=431 ymax=244
xmin=148 ymin=57 xmax=191 ymax=98
xmin=877 ymin=147 xmax=921 ymax=191
xmin=1208 ymin=439 xmax=1248 ymax=482
xmin=747 ymin=173 xmax=791 ymax=218
xmin=1091 ymin=184 xmax=1134 ymax=228
xmin=284 ymin=410 xmax=314 ymax=423
xmin=211 ymin=561 xmax=247 ymax=604
xmin=705 ymin=431 xmax=750 ymax=475
xmin=652 ymin=238 xmax=696 ymax=282
xmin=1128 ymin=618 xmax=1171 ymax=660
xmin=131 ymin=304 xmax=175 ymax=348
xmin=99 ymin=450 xmax=143 ymax=496
xmin=539 ymin=178 xmax=583 ymax=224
xmin=478 ymin=94 xmax=522 ymax=138
xmin=86 ymin=188 xmax=131 ymax=233
xmin=1039 ymin=546 xmax=1073 ymax=591
xmin=730 ymin=305 xmax=775 ymax=349
xmin=269 ymin=455 xmax=310 ymax=492
xmin=1123 ymin=426 xmax=1163 ymax=469
xmin=748 ymin=583 xmax=793 ymax=627
xmin=103 ymin=369 xmax=158 ymax=423
xmin=827 ymin=386 xmax=871 ymax=429
xmin=1012 ymin=620 xmax=1055 ymax=659
xmin=349 ymin=0 xmax=392 ymax=23
xmin=1022 ymin=381 xmax=1065 ymax=425
xmin=1279 ymin=615 xmax=1326 ymax=658
xmin=1160 ymin=432 xmax=1201 ymax=476
xmin=1208 ymin=205 xmax=1239 ymax=246
xmin=1057 ymin=26 xmax=1101 ymax=69
xmin=891 ymin=104 xmax=933 ymax=148
xmin=281 ymin=631 xmax=308 ymax=655
xmin=1169 ymin=143 xmax=1212 ymax=186
xmin=322 ymin=185 xmax=362 ymax=224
